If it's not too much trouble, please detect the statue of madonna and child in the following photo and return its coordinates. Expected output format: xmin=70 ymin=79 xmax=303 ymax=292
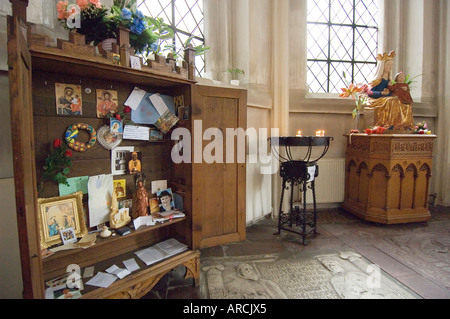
xmin=364 ymin=50 xmax=414 ymax=131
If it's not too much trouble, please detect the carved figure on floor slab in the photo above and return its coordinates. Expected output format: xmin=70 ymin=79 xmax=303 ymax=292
xmin=365 ymin=51 xmax=414 ymax=130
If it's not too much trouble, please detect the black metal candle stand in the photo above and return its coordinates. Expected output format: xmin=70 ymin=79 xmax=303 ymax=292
xmin=269 ymin=136 xmax=333 ymax=245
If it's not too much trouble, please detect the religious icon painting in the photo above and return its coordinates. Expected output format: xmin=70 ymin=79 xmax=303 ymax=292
xmin=55 ymin=83 xmax=83 ymax=116
xmin=96 ymin=89 xmax=119 ymax=118
xmin=113 ymin=179 xmax=126 ymax=198
xmin=125 ymin=151 xmax=142 ymax=174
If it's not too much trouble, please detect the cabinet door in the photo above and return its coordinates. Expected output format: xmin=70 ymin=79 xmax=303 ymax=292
xmin=191 ymin=85 xmax=247 ymax=249
xmin=7 ymin=15 xmax=44 ymax=298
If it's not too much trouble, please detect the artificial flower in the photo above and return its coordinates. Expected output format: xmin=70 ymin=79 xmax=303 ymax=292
xmin=123 ymin=106 xmax=131 ymax=113
xmin=130 ymin=17 xmax=147 ymax=35
xmin=120 ymin=8 xmax=132 ymax=20
xmin=57 ymin=0 xmax=69 ymax=19
xmin=89 ymin=0 xmax=102 ymax=9
xmin=339 ymin=83 xmax=363 ymax=99
xmin=65 ymin=149 xmax=73 ymax=158
xmin=53 ymin=138 xmax=62 ymax=148
xmin=77 ymin=0 xmax=89 ymax=10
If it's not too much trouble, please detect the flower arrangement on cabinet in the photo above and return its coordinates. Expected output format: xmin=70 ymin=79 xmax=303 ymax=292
xmin=38 ymin=139 xmax=73 ymax=193
xmin=57 ymin=0 xmax=115 ymax=45
xmin=413 ymin=121 xmax=432 ymax=134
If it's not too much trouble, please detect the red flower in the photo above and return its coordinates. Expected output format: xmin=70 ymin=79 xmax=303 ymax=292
xmin=365 ymin=128 xmax=373 ymax=135
xmin=65 ymin=149 xmax=73 ymax=158
xmin=115 ymin=113 xmax=122 ymax=121
xmin=124 ymin=106 xmax=131 ymax=113
xmin=53 ymin=138 xmax=62 ymax=148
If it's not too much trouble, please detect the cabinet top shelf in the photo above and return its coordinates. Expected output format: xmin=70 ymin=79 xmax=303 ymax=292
xmin=29 ymin=45 xmax=196 ymax=88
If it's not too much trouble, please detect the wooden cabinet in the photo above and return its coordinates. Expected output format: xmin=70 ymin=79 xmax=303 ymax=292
xmin=342 ymin=134 xmax=437 ymax=224
xmin=7 ymin=2 xmax=246 ymax=298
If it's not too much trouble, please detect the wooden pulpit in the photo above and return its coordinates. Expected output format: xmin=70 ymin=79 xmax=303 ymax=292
xmin=342 ymin=134 xmax=437 ymax=224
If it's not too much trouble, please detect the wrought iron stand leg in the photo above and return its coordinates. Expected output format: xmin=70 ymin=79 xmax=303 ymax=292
xmin=302 ymin=180 xmax=307 ymax=245
xmin=289 ymin=180 xmax=294 ymax=227
xmin=275 ymin=178 xmax=286 ymax=235
xmin=312 ymin=179 xmax=318 ymax=236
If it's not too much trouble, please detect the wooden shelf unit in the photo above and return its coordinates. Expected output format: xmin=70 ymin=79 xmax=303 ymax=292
xmin=8 ymin=1 xmax=246 ymax=298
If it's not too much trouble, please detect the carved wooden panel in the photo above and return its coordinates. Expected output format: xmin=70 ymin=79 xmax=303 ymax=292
xmin=342 ymin=134 xmax=437 ymax=224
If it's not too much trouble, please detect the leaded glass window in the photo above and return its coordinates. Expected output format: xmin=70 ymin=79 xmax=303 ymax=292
xmin=138 ymin=0 xmax=205 ymax=77
xmin=307 ymin=0 xmax=379 ymax=93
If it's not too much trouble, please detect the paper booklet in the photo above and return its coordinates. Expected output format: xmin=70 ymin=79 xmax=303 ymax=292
xmin=134 ymin=238 xmax=188 ymax=266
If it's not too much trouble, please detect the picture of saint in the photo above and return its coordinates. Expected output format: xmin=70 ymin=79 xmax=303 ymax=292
xmin=96 ymin=89 xmax=119 ymax=118
xmin=126 ymin=151 xmax=142 ymax=174
xmin=110 ymin=118 xmax=123 ymax=134
xmin=55 ymin=83 xmax=82 ymax=116
xmin=45 ymin=202 xmax=77 ymax=239
xmin=113 ymin=179 xmax=126 ymax=198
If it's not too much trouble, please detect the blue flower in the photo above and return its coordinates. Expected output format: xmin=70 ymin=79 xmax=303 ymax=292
xmin=150 ymin=42 xmax=158 ymax=52
xmin=130 ymin=17 xmax=147 ymax=35
xmin=120 ymin=8 xmax=132 ymax=20
xmin=135 ymin=10 xmax=145 ymax=19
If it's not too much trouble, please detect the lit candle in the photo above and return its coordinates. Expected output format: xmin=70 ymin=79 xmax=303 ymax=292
xmin=315 ymin=130 xmax=325 ymax=137
xmin=296 ymin=130 xmax=302 ymax=137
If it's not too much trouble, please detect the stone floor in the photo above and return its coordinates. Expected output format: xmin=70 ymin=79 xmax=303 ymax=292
xmin=142 ymin=205 xmax=450 ymax=299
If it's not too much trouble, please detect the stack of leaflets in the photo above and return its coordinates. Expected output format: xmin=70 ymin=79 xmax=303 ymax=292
xmin=134 ymin=238 xmax=188 ymax=266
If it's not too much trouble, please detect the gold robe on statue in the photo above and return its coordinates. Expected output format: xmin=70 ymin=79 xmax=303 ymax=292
xmin=366 ymin=96 xmax=414 ymax=129
xmin=366 ymin=77 xmax=414 ymax=129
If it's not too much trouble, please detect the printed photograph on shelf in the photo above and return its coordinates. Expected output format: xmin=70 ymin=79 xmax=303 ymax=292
xmin=112 ymin=54 xmax=121 ymax=65
xmin=113 ymin=179 xmax=126 ymax=198
xmin=154 ymin=110 xmax=179 ymax=134
xmin=157 ymin=188 xmax=175 ymax=212
xmin=97 ymin=125 xmax=122 ymax=150
xmin=96 ymin=89 xmax=119 ymax=118
xmin=149 ymin=197 xmax=160 ymax=214
xmin=149 ymin=128 xmax=164 ymax=142
xmin=177 ymin=106 xmax=190 ymax=120
xmin=55 ymin=83 xmax=82 ymax=116
xmin=111 ymin=146 xmax=134 ymax=175
xmin=119 ymin=199 xmax=133 ymax=210
xmin=130 ymin=56 xmax=142 ymax=69
xmin=59 ymin=227 xmax=77 ymax=245
xmin=53 ymin=287 xmax=82 ymax=299
xmin=126 ymin=151 xmax=142 ymax=174
xmin=37 ymin=191 xmax=88 ymax=249
xmin=110 ymin=118 xmax=123 ymax=134
xmin=174 ymin=95 xmax=184 ymax=109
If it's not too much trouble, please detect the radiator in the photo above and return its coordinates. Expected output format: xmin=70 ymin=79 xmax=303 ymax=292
xmin=305 ymin=158 xmax=346 ymax=204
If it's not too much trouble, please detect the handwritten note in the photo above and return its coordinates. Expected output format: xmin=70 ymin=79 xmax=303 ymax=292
xmin=123 ymin=125 xmax=150 ymax=141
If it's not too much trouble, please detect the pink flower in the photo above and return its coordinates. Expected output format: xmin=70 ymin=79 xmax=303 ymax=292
xmin=77 ymin=0 xmax=89 ymax=10
xmin=57 ymin=0 xmax=69 ymax=19
xmin=89 ymin=0 xmax=102 ymax=8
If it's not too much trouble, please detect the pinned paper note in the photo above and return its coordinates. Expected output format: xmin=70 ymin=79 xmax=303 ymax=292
xmin=149 ymin=93 xmax=170 ymax=116
xmin=59 ymin=176 xmax=89 ymax=196
xmin=124 ymin=87 xmax=146 ymax=110
xmin=123 ymin=125 xmax=150 ymax=141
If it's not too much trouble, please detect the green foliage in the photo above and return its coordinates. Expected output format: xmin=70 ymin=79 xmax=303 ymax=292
xmin=39 ymin=140 xmax=72 ymax=193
